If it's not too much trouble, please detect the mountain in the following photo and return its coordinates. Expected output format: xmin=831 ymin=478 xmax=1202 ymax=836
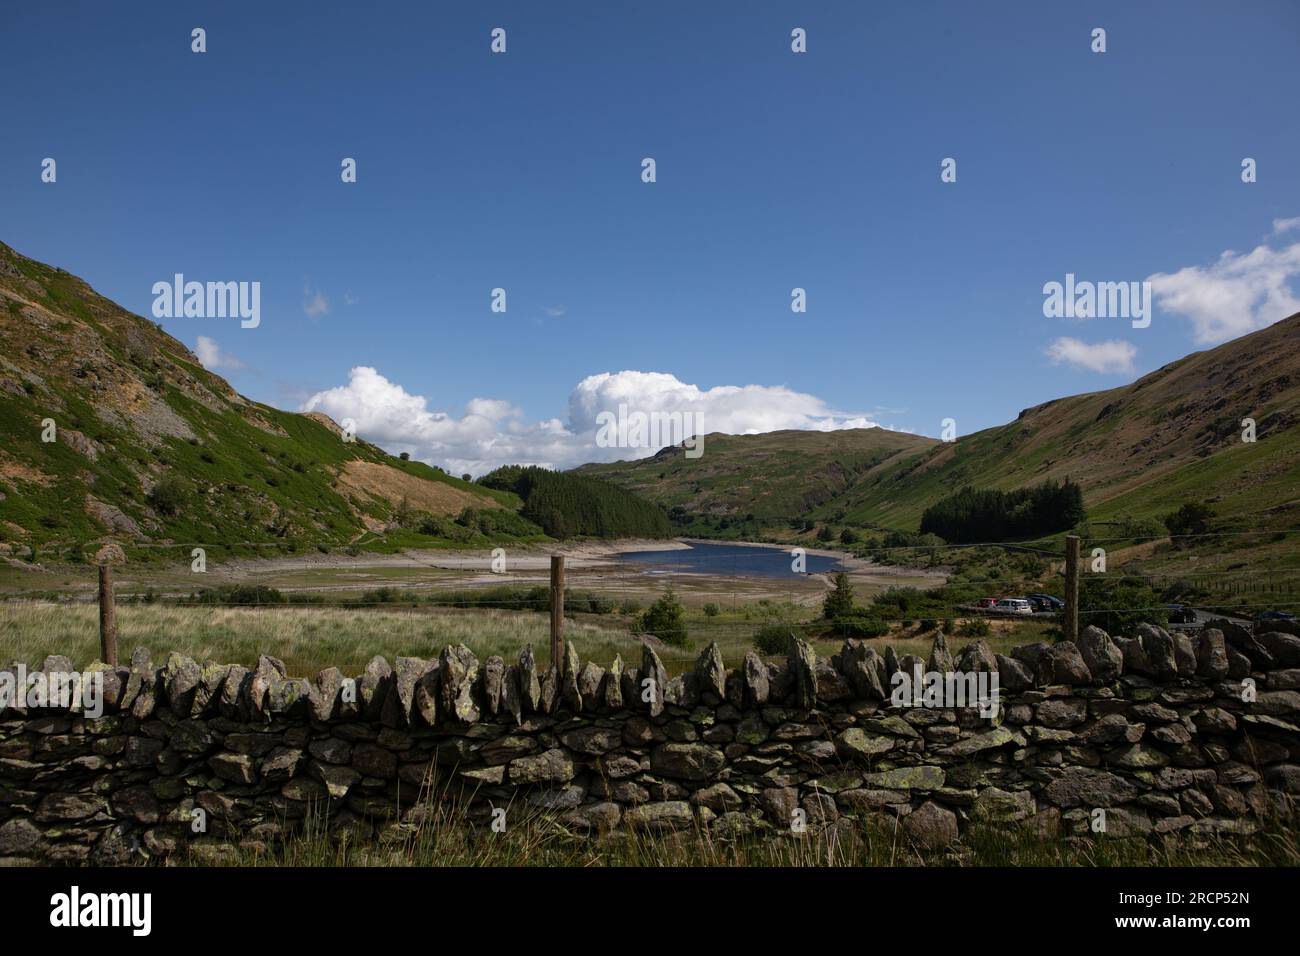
xmin=0 ymin=241 xmax=523 ymax=558
xmin=7 ymin=236 xmax=1295 ymax=572
xmin=581 ymin=315 xmax=1300 ymax=542
xmin=577 ymin=427 xmax=938 ymax=529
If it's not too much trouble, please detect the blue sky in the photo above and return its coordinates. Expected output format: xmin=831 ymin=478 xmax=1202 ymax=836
xmin=3 ymin=1 xmax=1299 ymax=473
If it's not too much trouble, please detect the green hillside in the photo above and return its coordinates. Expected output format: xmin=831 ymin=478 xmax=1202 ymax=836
xmin=582 ymin=314 xmax=1300 ymax=560
xmin=0 ymin=241 xmax=531 ymax=561
xmin=578 ymin=427 xmax=937 ymax=537
xmin=820 ymin=315 xmax=1300 ymax=536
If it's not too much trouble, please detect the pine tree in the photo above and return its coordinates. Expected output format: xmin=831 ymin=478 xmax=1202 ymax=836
xmin=822 ymin=572 xmax=855 ymax=620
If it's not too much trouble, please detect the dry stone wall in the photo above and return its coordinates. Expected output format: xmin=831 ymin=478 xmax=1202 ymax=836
xmin=2 ymin=619 xmax=1298 ymax=863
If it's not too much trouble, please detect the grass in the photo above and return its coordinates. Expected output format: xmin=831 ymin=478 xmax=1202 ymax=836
xmin=195 ymin=779 xmax=1300 ymax=868
xmin=0 ymin=602 xmax=639 ymax=675
xmin=0 ymin=598 xmax=1060 ymax=677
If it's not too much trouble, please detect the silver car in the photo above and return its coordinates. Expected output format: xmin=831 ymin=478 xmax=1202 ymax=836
xmin=996 ymin=598 xmax=1034 ymax=615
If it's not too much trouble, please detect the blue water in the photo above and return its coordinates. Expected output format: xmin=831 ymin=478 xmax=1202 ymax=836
xmin=616 ymin=541 xmax=846 ymax=579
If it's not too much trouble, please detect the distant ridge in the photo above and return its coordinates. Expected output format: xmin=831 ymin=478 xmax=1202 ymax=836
xmin=581 ymin=315 xmax=1300 ymax=538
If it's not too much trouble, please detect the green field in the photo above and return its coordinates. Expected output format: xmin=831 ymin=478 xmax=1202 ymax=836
xmin=0 ymin=600 xmax=1046 ymax=677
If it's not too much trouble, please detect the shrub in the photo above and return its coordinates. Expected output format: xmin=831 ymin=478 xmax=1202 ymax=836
xmin=702 ymin=602 xmax=720 ymax=618
xmin=822 ymin=572 xmax=855 ymax=620
xmin=1161 ymin=579 xmax=1209 ymax=603
xmin=753 ymin=623 xmax=791 ymax=655
xmin=357 ymin=587 xmax=419 ymax=605
xmin=829 ymin=614 xmax=889 ymax=639
xmin=1163 ymin=502 xmax=1215 ymax=542
xmin=147 ymin=474 xmax=189 ymax=516
xmin=957 ymin=617 xmax=991 ymax=637
xmin=190 ymin=584 xmax=285 ymax=605
xmin=638 ymin=586 xmax=689 ymax=647
xmin=872 ymin=586 xmax=920 ymax=617
xmin=565 ymin=590 xmax=616 ymax=615
xmin=1079 ymin=576 xmax=1168 ymax=635
xmin=425 ymin=585 xmax=549 ymax=612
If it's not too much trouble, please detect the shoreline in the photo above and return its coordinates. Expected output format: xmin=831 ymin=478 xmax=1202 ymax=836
xmin=0 ymin=536 xmax=947 ymax=604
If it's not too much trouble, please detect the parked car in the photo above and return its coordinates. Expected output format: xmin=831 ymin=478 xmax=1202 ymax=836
xmin=1166 ymin=604 xmax=1198 ymax=625
xmin=976 ymin=597 xmax=998 ymax=609
xmin=995 ymin=598 xmax=1034 ymax=615
xmin=1255 ymin=609 xmax=1297 ymax=624
xmin=1027 ymin=594 xmax=1063 ymax=612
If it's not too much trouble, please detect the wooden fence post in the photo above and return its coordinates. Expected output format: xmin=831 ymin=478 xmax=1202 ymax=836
xmin=94 ymin=543 xmax=125 ymax=666
xmin=549 ymin=555 xmax=565 ymax=668
xmin=1064 ymin=535 xmax=1080 ymax=644
xmin=98 ymin=563 xmax=117 ymax=666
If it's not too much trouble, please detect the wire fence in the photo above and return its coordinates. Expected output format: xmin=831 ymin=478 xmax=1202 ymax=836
xmin=4 ymin=531 xmax=1298 ymax=658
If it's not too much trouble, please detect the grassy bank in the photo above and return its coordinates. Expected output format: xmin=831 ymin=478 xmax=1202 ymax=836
xmin=203 ymin=792 xmax=1299 ymax=868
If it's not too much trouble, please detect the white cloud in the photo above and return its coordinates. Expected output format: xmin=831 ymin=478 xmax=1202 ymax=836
xmin=301 ymin=368 xmax=886 ymax=476
xmin=1044 ymin=337 xmax=1137 ymax=374
xmin=566 ymin=371 xmax=879 ymax=436
xmin=543 ymin=305 xmax=567 ymax=318
xmin=194 ymin=335 xmax=244 ymax=371
xmin=1147 ymin=239 xmax=1300 ymax=344
xmin=303 ymin=280 xmax=330 ymax=318
xmin=1272 ymin=217 xmax=1300 ymax=236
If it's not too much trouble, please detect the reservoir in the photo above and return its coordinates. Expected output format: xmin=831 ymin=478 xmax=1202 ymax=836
xmin=616 ymin=540 xmax=846 ymax=579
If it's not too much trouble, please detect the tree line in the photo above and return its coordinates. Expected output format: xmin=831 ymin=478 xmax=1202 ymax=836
xmin=919 ymin=478 xmax=1085 ymax=543
xmin=479 ymin=466 xmax=672 ymax=539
